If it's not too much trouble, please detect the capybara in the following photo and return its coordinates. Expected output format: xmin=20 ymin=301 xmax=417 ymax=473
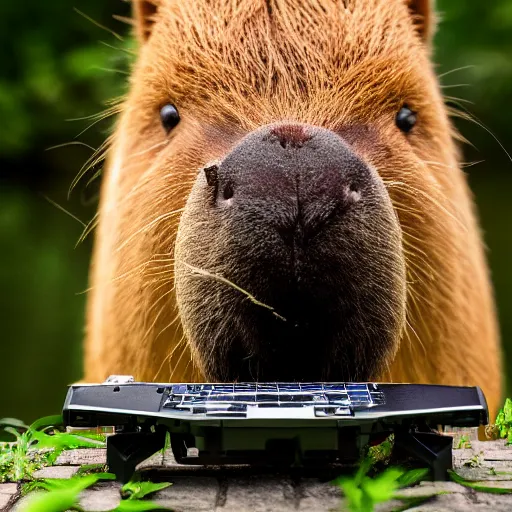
xmin=85 ymin=0 xmax=502 ymax=418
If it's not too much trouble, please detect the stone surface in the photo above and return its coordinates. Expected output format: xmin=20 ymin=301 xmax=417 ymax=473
xmin=154 ymin=477 xmax=219 ymax=511
xmin=0 ymin=484 xmax=17 ymax=511
xmin=11 ymin=491 xmax=43 ymax=512
xmin=32 ymin=465 xmax=79 ymax=479
xmin=79 ymin=481 xmax=122 ymax=511
xmin=221 ymin=477 xmax=295 ymax=512
xmin=0 ymin=485 xmax=17 ymax=495
xmin=297 ymin=478 xmax=342 ymax=511
xmin=55 ymin=448 xmax=107 ymax=466
xmin=8 ymin=438 xmax=512 ymax=511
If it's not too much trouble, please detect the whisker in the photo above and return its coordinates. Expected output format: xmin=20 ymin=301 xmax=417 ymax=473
xmin=449 ymin=105 xmax=512 ymax=165
xmin=41 ymin=195 xmax=87 ymax=228
xmin=183 ymin=262 xmax=287 ymax=321
xmin=444 ymin=95 xmax=473 ymax=105
xmin=99 ymin=40 xmax=136 ymax=55
xmin=115 ymin=210 xmax=183 ymax=252
xmin=440 ymin=84 xmax=469 ymax=89
xmin=75 ymin=212 xmax=99 ymax=247
xmin=45 ymin=141 xmax=96 ymax=152
xmin=112 ymin=14 xmax=135 ymax=27
xmin=69 ymin=135 xmax=113 ymax=197
xmin=74 ymin=8 xmax=124 ymax=41
xmin=66 ymin=105 xmax=121 ymax=123
xmin=93 ymin=67 xmax=130 ymax=76
xmin=438 ymin=65 xmax=475 ymax=79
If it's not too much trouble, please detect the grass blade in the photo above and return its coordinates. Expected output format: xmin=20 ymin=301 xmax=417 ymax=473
xmin=449 ymin=469 xmax=512 ymax=494
xmin=122 ymin=481 xmax=172 ymax=500
xmin=29 ymin=416 xmax=64 ymax=432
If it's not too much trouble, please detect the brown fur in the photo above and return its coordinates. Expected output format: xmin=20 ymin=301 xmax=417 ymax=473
xmin=85 ymin=0 xmax=502 ymax=418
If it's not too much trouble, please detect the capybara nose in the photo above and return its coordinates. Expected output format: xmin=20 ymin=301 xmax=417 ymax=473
xmin=204 ymin=123 xmax=369 ymax=244
xmin=178 ymin=121 xmax=406 ymax=382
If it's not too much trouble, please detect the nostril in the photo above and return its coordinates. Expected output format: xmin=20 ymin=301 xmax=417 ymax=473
xmin=346 ymin=183 xmax=361 ymax=204
xmin=223 ymin=182 xmax=234 ymax=200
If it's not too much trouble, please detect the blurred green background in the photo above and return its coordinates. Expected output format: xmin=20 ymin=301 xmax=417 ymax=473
xmin=0 ymin=0 xmax=510 ymax=423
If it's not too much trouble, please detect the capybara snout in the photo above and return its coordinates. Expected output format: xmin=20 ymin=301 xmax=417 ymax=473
xmin=175 ymin=123 xmax=406 ymax=381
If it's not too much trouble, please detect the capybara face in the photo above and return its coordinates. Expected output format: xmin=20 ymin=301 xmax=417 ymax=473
xmin=86 ymin=0 xmax=501 ymax=415
xmin=176 ymin=123 xmax=405 ymax=381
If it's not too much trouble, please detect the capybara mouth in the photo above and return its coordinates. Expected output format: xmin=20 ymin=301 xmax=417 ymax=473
xmin=175 ymin=122 xmax=407 ymax=382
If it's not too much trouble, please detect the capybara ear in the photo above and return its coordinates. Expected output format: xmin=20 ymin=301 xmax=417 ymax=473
xmin=132 ymin=0 xmax=159 ymax=43
xmin=407 ymin=0 xmax=437 ymax=43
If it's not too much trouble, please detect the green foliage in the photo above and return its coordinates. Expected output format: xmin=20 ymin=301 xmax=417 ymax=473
xmin=456 ymin=435 xmax=472 ymax=449
xmin=161 ymin=431 xmax=171 ymax=456
xmin=367 ymin=435 xmax=394 ymax=465
xmin=112 ymin=501 xmax=170 ymax=512
xmin=495 ymin=398 xmax=512 ymax=443
xmin=333 ymin=441 xmax=431 ymax=512
xmin=20 ymin=474 xmax=171 ymax=512
xmin=0 ymin=2 xmax=134 ymax=158
xmin=75 ymin=462 xmax=109 ymax=477
xmin=0 ymin=416 xmax=105 ymax=482
xmin=20 ymin=473 xmax=115 ymax=512
xmin=121 ymin=480 xmax=172 ymax=500
xmin=449 ymin=469 xmax=512 ymax=494
xmin=463 ymin=453 xmax=483 ymax=468
xmin=335 ymin=463 xmax=430 ymax=512
xmin=395 ymin=469 xmax=430 ymax=488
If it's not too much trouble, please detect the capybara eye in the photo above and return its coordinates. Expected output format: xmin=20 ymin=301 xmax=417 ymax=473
xmin=159 ymin=104 xmax=180 ymax=133
xmin=395 ymin=105 xmax=417 ymax=133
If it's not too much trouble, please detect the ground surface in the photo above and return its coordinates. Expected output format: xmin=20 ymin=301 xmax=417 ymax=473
xmin=3 ymin=434 xmax=512 ymax=511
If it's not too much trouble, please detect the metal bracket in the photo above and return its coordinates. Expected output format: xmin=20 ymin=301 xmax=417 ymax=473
xmin=106 ymin=427 xmax=166 ymax=483
xmin=393 ymin=430 xmax=453 ymax=481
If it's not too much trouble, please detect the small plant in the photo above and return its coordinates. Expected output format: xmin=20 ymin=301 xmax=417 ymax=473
xmin=463 ymin=453 xmax=483 ymax=468
xmin=20 ymin=474 xmax=172 ymax=512
xmin=0 ymin=415 xmax=104 ymax=482
xmin=121 ymin=480 xmax=172 ymax=500
xmin=456 ymin=435 xmax=472 ymax=449
xmin=75 ymin=463 xmax=110 ymax=477
xmin=367 ymin=435 xmax=394 ymax=465
xmin=333 ymin=444 xmax=430 ymax=512
xmin=493 ymin=398 xmax=512 ymax=443
xmin=20 ymin=473 xmax=115 ymax=511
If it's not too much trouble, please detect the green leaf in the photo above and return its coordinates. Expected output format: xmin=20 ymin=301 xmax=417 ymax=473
xmin=449 ymin=470 xmax=512 ymax=493
xmin=0 ymin=418 xmax=29 ymax=430
xmin=161 ymin=431 xmax=170 ymax=456
xmin=3 ymin=427 xmax=22 ymax=441
xmin=23 ymin=473 xmax=115 ymax=501
xmin=368 ymin=436 xmax=394 ymax=464
xmin=361 ymin=467 xmax=404 ymax=503
xmin=72 ymin=432 xmax=107 ymax=443
xmin=18 ymin=489 xmax=79 ymax=512
xmin=34 ymin=473 xmax=115 ymax=493
xmin=29 ymin=416 xmax=64 ymax=432
xmin=338 ymin=477 xmax=363 ymax=512
xmin=359 ymin=489 xmax=375 ymax=512
xmin=121 ymin=481 xmax=172 ymax=500
xmin=75 ymin=463 xmax=109 ymax=476
xmin=503 ymin=398 xmax=512 ymax=425
xmin=456 ymin=435 xmax=472 ymax=449
xmin=30 ymin=430 xmax=105 ymax=451
xmin=111 ymin=500 xmax=171 ymax=511
xmin=397 ymin=468 xmax=430 ymax=488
